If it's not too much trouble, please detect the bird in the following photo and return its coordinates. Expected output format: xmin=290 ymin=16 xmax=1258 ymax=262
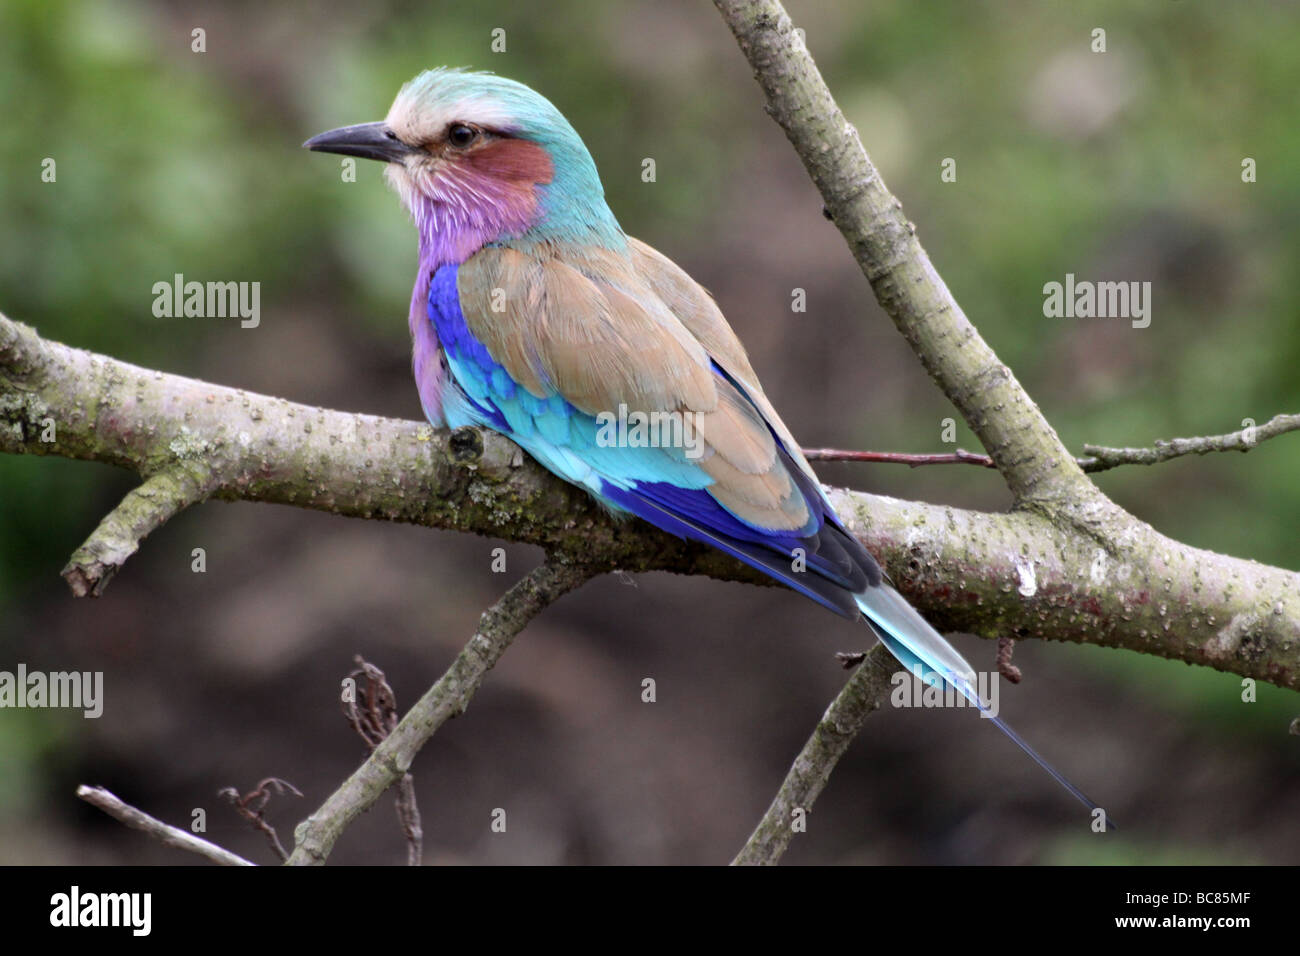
xmin=306 ymin=68 xmax=1106 ymax=823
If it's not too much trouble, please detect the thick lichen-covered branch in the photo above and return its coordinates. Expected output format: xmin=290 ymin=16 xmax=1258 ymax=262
xmin=0 ymin=311 xmax=754 ymax=586
xmin=3 ymin=311 xmax=1299 ymax=689
xmin=286 ymin=557 xmax=595 ymax=866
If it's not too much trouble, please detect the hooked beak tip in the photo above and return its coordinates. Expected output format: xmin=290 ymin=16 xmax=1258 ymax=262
xmin=303 ymin=121 xmax=412 ymax=164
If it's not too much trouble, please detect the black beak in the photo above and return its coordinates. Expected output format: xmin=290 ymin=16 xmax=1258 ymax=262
xmin=303 ymin=121 xmax=414 ymax=163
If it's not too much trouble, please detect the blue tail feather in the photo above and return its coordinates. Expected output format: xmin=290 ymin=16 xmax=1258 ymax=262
xmin=858 ymin=585 xmax=1111 ymax=825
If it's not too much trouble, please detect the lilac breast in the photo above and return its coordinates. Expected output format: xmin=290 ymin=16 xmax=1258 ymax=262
xmin=402 ymin=172 xmax=543 ymax=426
xmin=408 ymin=264 xmax=445 ymax=425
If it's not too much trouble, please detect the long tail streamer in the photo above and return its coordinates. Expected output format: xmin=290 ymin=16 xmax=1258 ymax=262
xmin=857 ymin=584 xmax=1113 ymax=827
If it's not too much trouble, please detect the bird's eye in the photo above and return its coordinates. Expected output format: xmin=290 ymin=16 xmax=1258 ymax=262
xmin=447 ymin=124 xmax=478 ymax=148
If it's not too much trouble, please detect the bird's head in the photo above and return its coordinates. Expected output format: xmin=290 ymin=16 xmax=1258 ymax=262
xmin=305 ymin=68 xmax=621 ymax=265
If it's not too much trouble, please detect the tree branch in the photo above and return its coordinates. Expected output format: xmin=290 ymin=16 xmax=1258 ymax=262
xmin=804 ymin=447 xmax=999 ymax=468
xmin=806 ymin=412 xmax=1300 ymax=473
xmin=76 ymin=785 xmax=255 ymax=866
xmin=3 ymin=311 xmax=1299 ymax=688
xmin=0 ymin=311 xmax=751 ymax=588
xmin=732 ymin=645 xmax=896 ymax=865
xmin=1080 ymin=414 xmax=1300 ymax=470
xmin=62 ymin=463 xmax=215 ymax=596
xmin=711 ymin=0 xmax=1099 ymax=513
xmin=285 ymin=557 xmax=596 ymax=865
xmin=702 ymin=0 xmax=1299 ymax=687
xmin=710 ymin=0 xmax=1299 ymax=863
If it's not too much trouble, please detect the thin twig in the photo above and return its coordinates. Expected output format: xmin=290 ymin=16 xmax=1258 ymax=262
xmin=732 ymin=646 xmax=896 ymax=866
xmin=835 ymin=651 xmax=867 ymax=669
xmin=218 ymin=777 xmax=302 ymax=863
xmin=807 ymin=413 xmax=1300 ymax=474
xmin=343 ymin=657 xmax=423 ymax=865
xmin=285 ymin=557 xmax=596 ymax=865
xmin=394 ymin=776 xmax=423 ymax=867
xmin=804 ymin=447 xmax=997 ymax=468
xmin=1080 ymin=413 xmax=1300 ymax=471
xmin=996 ymin=636 xmax=1022 ymax=684
xmin=77 ymin=784 xmax=255 ymax=866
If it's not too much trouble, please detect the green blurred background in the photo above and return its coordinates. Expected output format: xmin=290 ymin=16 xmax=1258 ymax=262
xmin=1 ymin=0 xmax=1297 ymax=863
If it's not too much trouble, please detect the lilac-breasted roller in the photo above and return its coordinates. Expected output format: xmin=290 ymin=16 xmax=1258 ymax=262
xmin=306 ymin=69 xmax=1103 ymax=820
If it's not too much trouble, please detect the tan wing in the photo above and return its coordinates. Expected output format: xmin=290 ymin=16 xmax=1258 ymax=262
xmin=457 ymin=241 xmax=813 ymax=532
xmin=627 ymin=237 xmax=819 ymax=481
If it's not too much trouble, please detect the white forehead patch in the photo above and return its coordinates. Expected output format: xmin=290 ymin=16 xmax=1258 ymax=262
xmin=386 ymin=90 xmax=517 ymax=143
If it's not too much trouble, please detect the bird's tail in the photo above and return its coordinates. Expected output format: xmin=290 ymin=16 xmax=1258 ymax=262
xmin=856 ymin=584 xmax=1109 ymax=824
